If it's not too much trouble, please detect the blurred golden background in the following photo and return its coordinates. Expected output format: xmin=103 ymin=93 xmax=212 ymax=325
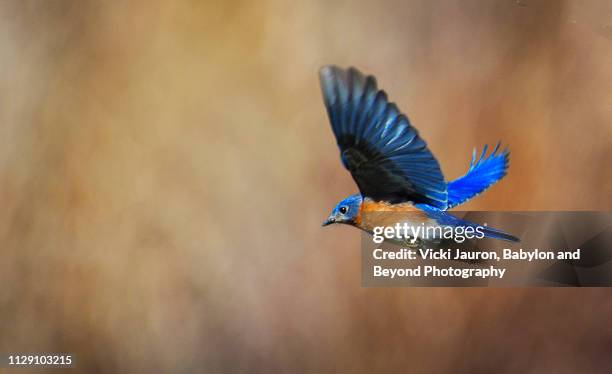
xmin=0 ymin=0 xmax=611 ymax=372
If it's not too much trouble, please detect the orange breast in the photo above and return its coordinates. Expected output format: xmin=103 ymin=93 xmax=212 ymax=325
xmin=356 ymin=199 xmax=430 ymax=232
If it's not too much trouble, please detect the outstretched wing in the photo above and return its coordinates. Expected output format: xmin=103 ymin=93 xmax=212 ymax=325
xmin=319 ymin=65 xmax=447 ymax=209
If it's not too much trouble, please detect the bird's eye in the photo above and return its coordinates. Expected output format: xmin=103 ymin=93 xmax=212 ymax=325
xmin=339 ymin=206 xmax=348 ymax=214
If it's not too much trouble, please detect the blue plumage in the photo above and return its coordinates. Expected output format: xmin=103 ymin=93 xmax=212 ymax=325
xmin=416 ymin=204 xmax=519 ymax=242
xmin=320 ymin=66 xmax=448 ymax=209
xmin=447 ymin=143 xmax=509 ymax=209
xmin=320 ymin=65 xmax=519 ymax=243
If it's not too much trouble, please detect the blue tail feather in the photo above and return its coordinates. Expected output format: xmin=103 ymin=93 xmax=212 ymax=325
xmin=447 ymin=143 xmax=509 ymax=209
xmin=416 ymin=203 xmax=520 ymax=243
xmin=479 ymin=223 xmax=520 ymax=242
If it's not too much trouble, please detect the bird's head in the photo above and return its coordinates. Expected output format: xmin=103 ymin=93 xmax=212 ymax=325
xmin=322 ymin=194 xmax=363 ymax=227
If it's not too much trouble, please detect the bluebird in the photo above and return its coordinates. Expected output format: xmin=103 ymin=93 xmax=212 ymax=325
xmin=320 ymin=66 xmax=519 ymax=244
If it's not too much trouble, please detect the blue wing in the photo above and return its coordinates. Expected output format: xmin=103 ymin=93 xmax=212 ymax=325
xmin=447 ymin=143 xmax=509 ymax=209
xmin=319 ymin=65 xmax=447 ymax=209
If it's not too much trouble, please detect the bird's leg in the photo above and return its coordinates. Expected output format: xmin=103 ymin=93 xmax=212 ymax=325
xmin=401 ymin=237 xmax=423 ymax=249
xmin=401 ymin=237 xmax=442 ymax=249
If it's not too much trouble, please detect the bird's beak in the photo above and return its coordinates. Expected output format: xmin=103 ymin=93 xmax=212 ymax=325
xmin=322 ymin=217 xmax=335 ymax=227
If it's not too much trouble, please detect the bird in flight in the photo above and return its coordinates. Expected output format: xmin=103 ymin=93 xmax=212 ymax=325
xmin=320 ymin=65 xmax=519 ymax=245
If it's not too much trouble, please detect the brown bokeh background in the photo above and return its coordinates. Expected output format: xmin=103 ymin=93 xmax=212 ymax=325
xmin=1 ymin=0 xmax=611 ymax=372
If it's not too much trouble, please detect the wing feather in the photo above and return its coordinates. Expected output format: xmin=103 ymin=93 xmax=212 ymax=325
xmin=320 ymin=65 xmax=447 ymax=208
